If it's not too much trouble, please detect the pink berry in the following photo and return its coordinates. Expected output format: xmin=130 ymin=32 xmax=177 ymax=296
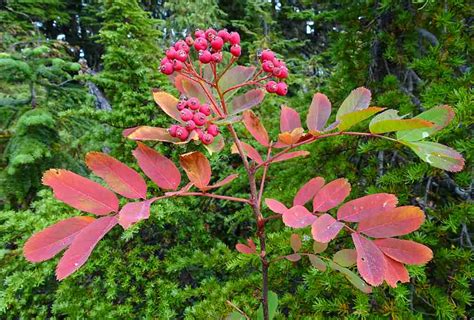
xmin=195 ymin=29 xmax=205 ymax=38
xmin=207 ymin=124 xmax=219 ymax=136
xmin=168 ymin=124 xmax=179 ymax=137
xmin=211 ymin=36 xmax=224 ymax=51
xmin=229 ymin=32 xmax=240 ymax=45
xmin=272 ymin=58 xmax=283 ymax=67
xmin=185 ymin=36 xmax=194 ymax=46
xmin=205 ymin=28 xmax=217 ymax=40
xmin=217 ymin=29 xmax=230 ymax=42
xmin=175 ymin=49 xmax=188 ymax=62
xmin=160 ymin=62 xmax=174 ymax=75
xmin=176 ymin=126 xmax=189 ymax=141
xmin=199 ymin=103 xmax=211 ymax=116
xmin=260 ymin=49 xmax=275 ymax=61
xmin=276 ymin=82 xmax=288 ymax=96
xmin=193 ymin=112 xmax=207 ymax=126
xmin=199 ymin=50 xmax=212 ymax=64
xmin=265 ymin=81 xmax=278 ymax=93
xmin=173 ymin=59 xmax=184 ymax=71
xmin=194 ymin=37 xmax=208 ymax=51
xmin=230 ymin=44 xmax=241 ymax=57
xmin=201 ymin=133 xmax=214 ymax=145
xmin=187 ymin=97 xmax=200 ymax=110
xmin=180 ymin=108 xmax=193 ymax=121
xmin=262 ymin=60 xmax=274 ymax=73
xmin=174 ymin=40 xmax=189 ymax=53
xmin=185 ymin=120 xmax=196 ymax=131
xmin=212 ymin=52 xmax=223 ymax=63
xmin=166 ymin=47 xmax=177 ymax=59
xmin=195 ymin=128 xmax=204 ymax=139
xmin=277 ymin=66 xmax=288 ymax=79
xmin=160 ymin=57 xmax=170 ymax=65
xmin=176 ymin=101 xmax=187 ymax=111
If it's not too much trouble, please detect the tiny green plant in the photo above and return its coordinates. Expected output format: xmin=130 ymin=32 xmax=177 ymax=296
xmin=23 ymin=28 xmax=465 ymax=319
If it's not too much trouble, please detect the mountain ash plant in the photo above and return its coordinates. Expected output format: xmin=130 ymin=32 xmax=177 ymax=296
xmin=23 ymin=28 xmax=465 ymax=319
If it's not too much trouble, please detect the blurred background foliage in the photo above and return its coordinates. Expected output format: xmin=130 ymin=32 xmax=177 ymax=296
xmin=0 ymin=0 xmax=472 ymax=318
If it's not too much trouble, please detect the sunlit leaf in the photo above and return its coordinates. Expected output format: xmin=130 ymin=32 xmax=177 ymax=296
xmin=333 ymin=249 xmax=357 ymax=267
xmin=293 ymin=177 xmax=325 ymax=206
xmin=290 ymin=233 xmax=302 ymax=252
xmin=122 ymin=126 xmax=180 ymax=143
xmin=328 ymin=261 xmax=372 ymax=293
xmin=338 ymin=107 xmax=385 ymax=131
xmin=405 ymin=141 xmax=464 ymax=172
xmin=282 ymin=205 xmax=317 ymax=228
xmin=42 ymin=169 xmax=119 ymax=215
xmin=230 ymin=89 xmax=265 ymax=114
xmin=312 ymin=178 xmax=351 ymax=212
xmin=133 ymin=142 xmax=181 ymax=190
xmin=152 ymin=89 xmax=181 ymax=122
xmin=280 ymin=105 xmax=302 ymax=133
xmin=231 ymin=142 xmax=264 ymax=164
xmin=24 ymin=216 xmax=95 ymax=262
xmin=383 ymin=255 xmax=409 ymax=288
xmin=311 ymin=214 xmax=344 ymax=243
xmin=357 ymin=206 xmax=425 ymax=238
xmin=86 ymin=152 xmax=147 ymax=199
xmin=336 ymin=87 xmax=371 ymax=120
xmin=307 ymin=93 xmax=331 ymax=132
xmin=179 ymin=151 xmax=212 ymax=190
xmin=118 ymin=198 xmax=157 ymax=229
xmin=351 ymin=233 xmax=385 ymax=286
xmin=337 ymin=193 xmax=398 ymax=222
xmin=265 ymin=198 xmax=287 ymax=214
xmin=374 ymin=238 xmax=433 ymax=265
xmin=56 ymin=216 xmax=118 ymax=280
xmin=242 ymin=110 xmax=269 ymax=146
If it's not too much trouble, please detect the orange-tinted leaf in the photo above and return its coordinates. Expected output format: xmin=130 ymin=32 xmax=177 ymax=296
xmin=152 ymin=89 xmax=181 ymax=121
xmin=132 ymin=142 xmax=181 ymax=190
xmin=283 ymin=205 xmax=317 ymax=228
xmin=175 ymin=74 xmax=210 ymax=103
xmin=231 ymin=142 xmax=264 ymax=164
xmin=313 ymin=241 xmax=328 ymax=254
xmin=236 ymin=238 xmax=256 ymax=254
xmin=307 ymin=254 xmax=327 ymax=271
xmin=280 ymin=106 xmax=302 ymax=133
xmin=336 ymin=87 xmax=371 ymax=120
xmin=42 ymin=169 xmax=119 ymax=215
xmin=86 ymin=152 xmax=147 ymax=199
xmin=285 ymin=253 xmax=302 ymax=262
xmin=118 ymin=198 xmax=157 ymax=229
xmin=338 ymin=107 xmax=385 ymax=131
xmin=290 ymin=233 xmax=302 ymax=252
xmin=242 ymin=110 xmax=269 ymax=146
xmin=351 ymin=233 xmax=385 ymax=286
xmin=277 ymin=128 xmax=304 ymax=145
xmin=307 ymin=93 xmax=331 ymax=132
xmin=24 ymin=216 xmax=95 ymax=262
xmin=56 ymin=216 xmax=118 ymax=280
xmin=219 ymin=65 xmax=256 ymax=95
xmin=357 ymin=206 xmax=425 ymax=238
xmin=369 ymin=118 xmax=433 ymax=134
xmin=333 ymin=249 xmax=357 ymax=267
xmin=337 ymin=193 xmax=398 ymax=222
xmin=179 ymin=151 xmax=211 ymax=190
xmin=293 ymin=177 xmax=325 ymax=206
xmin=265 ymin=198 xmax=287 ymax=214
xmin=374 ymin=238 xmax=433 ymax=265
xmin=122 ymin=126 xmax=180 ymax=143
xmin=202 ymin=174 xmax=239 ymax=191
xmin=383 ymin=255 xmax=409 ymax=288
xmin=230 ymin=89 xmax=265 ymax=114
xmin=272 ymin=150 xmax=310 ymax=163
xmin=312 ymin=178 xmax=351 ymax=212
xmin=311 ymin=213 xmax=344 ymax=243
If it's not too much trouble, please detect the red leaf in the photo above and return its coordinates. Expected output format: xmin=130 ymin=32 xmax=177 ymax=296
xmin=118 ymin=198 xmax=157 ymax=229
xmin=236 ymin=238 xmax=256 ymax=254
xmin=383 ymin=255 xmax=409 ymax=288
xmin=374 ymin=238 xmax=433 ymax=265
xmin=42 ymin=169 xmax=119 ymax=215
xmin=336 ymin=87 xmax=372 ymax=119
xmin=337 ymin=193 xmax=398 ymax=222
xmin=357 ymin=206 xmax=425 ymax=238
xmin=290 ymin=233 xmax=302 ymax=252
xmin=24 ymin=216 xmax=95 ymax=262
xmin=312 ymin=178 xmax=351 ymax=212
xmin=243 ymin=110 xmax=269 ymax=147
xmin=283 ymin=205 xmax=317 ymax=228
xmin=285 ymin=253 xmax=302 ymax=262
xmin=272 ymin=151 xmax=310 ymax=163
xmin=86 ymin=152 xmax=147 ymax=199
xmin=293 ymin=177 xmax=325 ymax=206
xmin=351 ymin=233 xmax=385 ymax=286
xmin=56 ymin=216 xmax=118 ymax=280
xmin=123 ymin=126 xmax=180 ymax=143
xmin=132 ymin=142 xmax=181 ymax=190
xmin=231 ymin=142 xmax=264 ymax=164
xmin=307 ymin=93 xmax=331 ymax=132
xmin=152 ymin=89 xmax=181 ymax=122
xmin=311 ymin=213 xmax=344 ymax=243
xmin=280 ymin=105 xmax=302 ymax=133
xmin=202 ymin=174 xmax=239 ymax=191
xmin=230 ymin=89 xmax=265 ymax=114
xmin=265 ymin=198 xmax=287 ymax=214
xmin=179 ymin=151 xmax=212 ymax=190
xmin=308 ymin=254 xmax=327 ymax=271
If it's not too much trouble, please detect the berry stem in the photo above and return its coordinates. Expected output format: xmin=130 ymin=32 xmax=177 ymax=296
xmin=222 ymin=75 xmax=272 ymax=95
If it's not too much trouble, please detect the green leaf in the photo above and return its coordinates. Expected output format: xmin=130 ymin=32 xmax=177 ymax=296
xmin=203 ymin=134 xmax=225 ymax=155
xmin=226 ymin=312 xmax=246 ymax=320
xmin=256 ymin=291 xmax=278 ymax=320
xmin=337 ymin=107 xmax=384 ymax=131
xmin=404 ymin=141 xmax=465 ymax=172
xmin=333 ymin=249 xmax=357 ymax=267
xmin=370 ymin=117 xmax=433 ymax=134
xmin=336 ymin=87 xmax=371 ymax=120
xmin=328 ymin=261 xmax=372 ymax=293
xmin=308 ymin=254 xmax=327 ymax=271
xmin=396 ymin=105 xmax=455 ymax=141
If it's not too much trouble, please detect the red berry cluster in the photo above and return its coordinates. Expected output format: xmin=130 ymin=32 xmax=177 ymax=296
xmin=259 ymin=49 xmax=289 ymax=96
xmin=160 ymin=28 xmax=242 ymax=75
xmin=168 ymin=97 xmax=219 ymax=145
